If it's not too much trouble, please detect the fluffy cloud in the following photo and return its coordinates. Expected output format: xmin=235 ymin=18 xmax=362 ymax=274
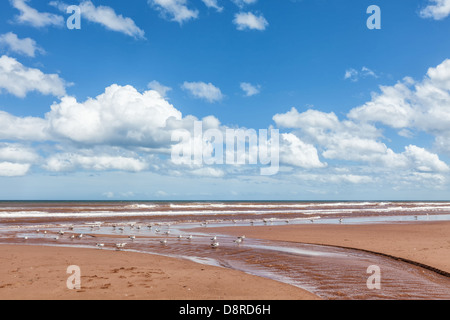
xmin=233 ymin=12 xmax=268 ymax=31
xmin=0 ymin=32 xmax=44 ymax=57
xmin=420 ymin=0 xmax=450 ymax=20
xmin=182 ymin=81 xmax=224 ymax=102
xmin=0 ymin=144 xmax=37 ymax=177
xmin=10 ymin=0 xmax=64 ymax=28
xmin=149 ymin=0 xmax=199 ymax=24
xmin=0 ymin=55 xmax=67 ymax=97
xmin=201 ymin=0 xmax=223 ymax=12
xmin=240 ymin=82 xmax=261 ymax=97
xmin=0 ymin=162 xmax=30 ymax=177
xmin=403 ymin=145 xmax=449 ymax=172
xmin=50 ymin=1 xmax=145 ymax=39
xmin=349 ymin=59 xmax=450 ymax=154
xmin=46 ymin=84 xmax=182 ymax=147
xmin=274 ymin=106 xmax=449 ymax=174
xmin=0 ymin=111 xmax=48 ymax=141
xmin=0 ymin=143 xmax=39 ymax=163
xmin=279 ymin=133 xmax=327 ymax=169
xmin=148 ymin=80 xmax=172 ymax=98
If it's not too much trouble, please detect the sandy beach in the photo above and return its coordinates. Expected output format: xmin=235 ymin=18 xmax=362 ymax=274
xmin=1 ymin=201 xmax=450 ymax=300
xmin=0 ymin=244 xmax=318 ymax=300
xmin=0 ymin=220 xmax=449 ymax=300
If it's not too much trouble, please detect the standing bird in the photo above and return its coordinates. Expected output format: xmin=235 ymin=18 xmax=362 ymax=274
xmin=211 ymin=241 xmax=219 ymax=248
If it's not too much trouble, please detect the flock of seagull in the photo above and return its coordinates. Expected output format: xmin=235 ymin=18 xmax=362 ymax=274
xmin=24 ymin=221 xmax=249 ymax=252
xmin=20 ymin=214 xmax=429 ymax=250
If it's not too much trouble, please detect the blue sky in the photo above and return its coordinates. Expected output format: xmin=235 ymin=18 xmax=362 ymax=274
xmin=1 ymin=0 xmax=450 ymax=200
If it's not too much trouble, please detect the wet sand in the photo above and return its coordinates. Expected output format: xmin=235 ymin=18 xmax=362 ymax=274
xmin=0 ymin=244 xmax=319 ymax=300
xmin=208 ymin=221 xmax=450 ymax=274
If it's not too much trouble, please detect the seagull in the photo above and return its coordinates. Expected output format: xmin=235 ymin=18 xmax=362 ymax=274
xmin=178 ymin=235 xmax=183 ymax=240
xmin=23 ymin=236 xmax=28 ymax=240
xmin=238 ymin=235 xmax=246 ymax=240
xmin=211 ymin=236 xmax=217 ymax=241
xmin=96 ymin=243 xmax=105 ymax=249
xmin=77 ymin=234 xmax=83 ymax=239
xmin=234 ymin=238 xmax=242 ymax=244
xmin=58 ymin=230 xmax=65 ymax=236
xmin=339 ymin=218 xmax=343 ymax=224
xmin=211 ymin=242 xmax=219 ymax=248
xmin=70 ymin=235 xmax=75 ymax=240
xmin=115 ymin=243 xmax=127 ymax=250
xmin=160 ymin=239 xmax=168 ymax=245
xmin=164 ymin=231 xmax=171 ymax=235
xmin=186 ymin=235 xmax=193 ymax=240
xmin=129 ymin=235 xmax=136 ymax=241
xmin=54 ymin=236 xmax=59 ymax=240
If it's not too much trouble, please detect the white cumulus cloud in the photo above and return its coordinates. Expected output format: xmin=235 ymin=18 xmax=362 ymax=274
xmin=233 ymin=12 xmax=268 ymax=31
xmin=46 ymin=84 xmax=182 ymax=147
xmin=182 ymin=81 xmax=224 ymax=102
xmin=0 ymin=55 xmax=67 ymax=98
xmin=10 ymin=0 xmax=64 ymax=28
xmin=420 ymin=0 xmax=450 ymax=20
xmin=240 ymin=82 xmax=261 ymax=96
xmin=0 ymin=32 xmax=44 ymax=57
xmin=149 ymin=0 xmax=199 ymax=24
xmin=0 ymin=162 xmax=30 ymax=177
xmin=148 ymin=80 xmax=172 ymax=98
xmin=201 ymin=0 xmax=223 ymax=12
